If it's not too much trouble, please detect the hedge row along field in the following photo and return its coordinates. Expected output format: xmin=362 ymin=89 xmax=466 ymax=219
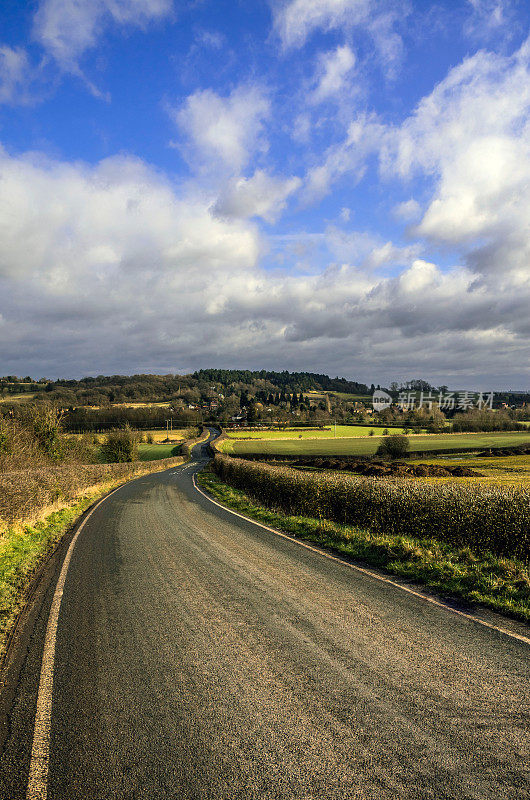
xmin=212 ymin=455 xmax=530 ymax=560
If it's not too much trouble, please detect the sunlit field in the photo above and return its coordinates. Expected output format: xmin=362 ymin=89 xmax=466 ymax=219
xmin=138 ymin=443 xmax=181 ymax=461
xmin=221 ymin=430 xmax=530 ymax=457
xmin=414 ymin=454 xmax=530 ymax=487
xmin=225 ymin=425 xmax=414 ymax=440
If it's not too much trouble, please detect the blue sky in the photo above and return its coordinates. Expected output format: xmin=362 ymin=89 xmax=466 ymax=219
xmin=1 ymin=0 xmax=530 ymax=388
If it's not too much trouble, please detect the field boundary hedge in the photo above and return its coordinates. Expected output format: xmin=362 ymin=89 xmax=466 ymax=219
xmin=212 ymin=454 xmax=530 ymax=560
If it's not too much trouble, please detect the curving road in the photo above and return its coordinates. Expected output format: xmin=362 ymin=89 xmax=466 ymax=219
xmin=0 ymin=429 xmax=529 ymax=799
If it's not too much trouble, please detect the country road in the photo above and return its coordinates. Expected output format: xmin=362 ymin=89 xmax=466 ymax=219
xmin=0 ymin=429 xmax=528 ymax=799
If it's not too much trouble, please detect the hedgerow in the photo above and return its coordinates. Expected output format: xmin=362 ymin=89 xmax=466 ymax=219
xmin=212 ymin=455 xmax=530 ymax=560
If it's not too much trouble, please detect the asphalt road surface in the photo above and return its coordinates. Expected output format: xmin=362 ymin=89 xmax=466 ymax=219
xmin=0 ymin=429 xmax=528 ymax=799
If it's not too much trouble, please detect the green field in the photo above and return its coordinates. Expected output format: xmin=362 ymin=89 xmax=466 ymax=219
xmin=220 ymin=431 xmax=530 ymax=457
xmin=225 ymin=425 xmax=413 ymax=440
xmin=138 ymin=443 xmax=181 ymax=461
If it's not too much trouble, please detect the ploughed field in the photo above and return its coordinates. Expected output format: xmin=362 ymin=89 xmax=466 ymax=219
xmin=220 ymin=430 xmax=530 ymax=457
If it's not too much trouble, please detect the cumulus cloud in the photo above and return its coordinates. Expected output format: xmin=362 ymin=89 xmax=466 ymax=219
xmin=274 ymin=0 xmax=370 ymax=49
xmin=0 ymin=141 xmax=526 ymax=386
xmin=304 ymin=36 xmax=530 ymax=291
xmin=0 ymin=147 xmax=260 ymax=301
xmin=310 ymin=45 xmax=356 ymax=104
xmin=172 ymin=86 xmax=271 ymax=175
xmin=2 ymin=34 xmax=530 ymax=385
xmin=380 ymin=38 xmax=530 ymax=286
xmin=213 ymin=170 xmax=301 ymax=223
xmin=33 ymin=0 xmax=173 ymax=70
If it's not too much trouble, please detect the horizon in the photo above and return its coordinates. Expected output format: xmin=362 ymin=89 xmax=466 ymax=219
xmin=2 ymin=368 xmax=529 ymax=395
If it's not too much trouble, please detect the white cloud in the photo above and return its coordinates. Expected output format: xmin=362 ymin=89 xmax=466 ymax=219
xmin=213 ymin=170 xmax=301 ymax=223
xmin=172 ymin=85 xmax=271 ymax=174
xmin=465 ymin=0 xmax=514 ymax=41
xmin=392 ymin=198 xmax=420 ymax=222
xmin=292 ymin=113 xmax=311 ymax=143
xmin=303 ymin=113 xmax=385 ymax=202
xmin=0 ymin=46 xmax=37 ymax=105
xmin=379 ymin=38 xmax=530 ymax=284
xmin=33 ymin=0 xmax=173 ymax=70
xmin=0 ymin=147 xmax=260 ymax=287
xmin=1 ymin=142 xmax=529 ymax=385
xmin=3 ymin=30 xmax=530 ymax=385
xmin=326 ymin=226 xmax=421 ymax=269
xmin=274 ymin=0 xmax=371 ymax=49
xmin=273 ymin=0 xmax=407 ymax=75
xmin=304 ymin=36 xmax=530 ymax=291
xmin=310 ymin=45 xmax=356 ymax=104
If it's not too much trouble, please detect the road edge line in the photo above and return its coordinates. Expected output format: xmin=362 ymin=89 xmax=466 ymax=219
xmin=25 ymin=484 xmax=123 ymax=800
xmin=192 ymin=474 xmax=530 ymax=648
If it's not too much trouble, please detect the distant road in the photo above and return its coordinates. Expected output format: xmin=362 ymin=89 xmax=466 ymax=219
xmin=1 ymin=430 xmax=528 ymax=799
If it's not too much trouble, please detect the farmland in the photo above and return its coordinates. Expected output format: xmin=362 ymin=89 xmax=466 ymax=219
xmin=141 ymin=427 xmax=198 ymax=442
xmin=225 ymin=425 xmax=414 ymax=440
xmin=138 ymin=443 xmax=181 ymax=461
xmin=220 ymin=430 xmax=530 ymax=457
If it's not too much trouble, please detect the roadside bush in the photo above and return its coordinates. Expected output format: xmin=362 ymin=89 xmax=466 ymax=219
xmin=100 ymin=427 xmax=138 ymax=463
xmin=376 ymin=434 xmax=410 ymax=459
xmin=212 ymin=455 xmax=530 ymax=560
xmin=30 ymin=408 xmax=64 ymax=461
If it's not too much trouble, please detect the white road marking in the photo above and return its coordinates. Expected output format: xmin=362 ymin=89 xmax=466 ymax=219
xmin=192 ymin=474 xmax=530 ymax=648
xmin=26 ymin=485 xmax=123 ymax=800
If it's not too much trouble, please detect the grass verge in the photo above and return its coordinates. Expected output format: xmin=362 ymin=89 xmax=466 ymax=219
xmin=198 ymin=469 xmax=530 ymax=625
xmin=0 ymin=484 xmax=115 ymax=658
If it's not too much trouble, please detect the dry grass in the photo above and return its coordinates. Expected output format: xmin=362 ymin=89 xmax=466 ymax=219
xmin=0 ymin=455 xmax=184 ymax=530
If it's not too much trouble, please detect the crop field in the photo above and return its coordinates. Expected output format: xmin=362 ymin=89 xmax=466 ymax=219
xmin=141 ymin=428 xmax=196 ymax=442
xmin=220 ymin=430 xmax=530 ymax=457
xmin=138 ymin=443 xmax=181 ymax=460
xmin=110 ymin=401 xmax=173 ymax=408
xmin=225 ymin=425 xmax=413 ymax=440
xmin=81 ymin=427 xmax=198 ymax=445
